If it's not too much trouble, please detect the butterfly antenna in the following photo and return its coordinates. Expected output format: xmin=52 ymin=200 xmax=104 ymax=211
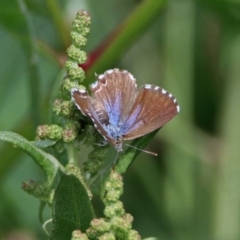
xmin=124 ymin=143 xmax=158 ymax=156
xmin=112 ymin=151 xmax=120 ymax=170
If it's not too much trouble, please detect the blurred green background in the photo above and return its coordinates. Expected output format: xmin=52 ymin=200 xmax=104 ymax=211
xmin=1 ymin=0 xmax=240 ymax=239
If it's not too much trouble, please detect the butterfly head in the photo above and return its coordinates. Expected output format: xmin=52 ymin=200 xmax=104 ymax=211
xmin=114 ymin=136 xmax=124 ymax=153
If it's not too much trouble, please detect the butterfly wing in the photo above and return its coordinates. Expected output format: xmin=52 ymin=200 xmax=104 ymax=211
xmin=90 ymin=69 xmax=137 ymax=126
xmin=122 ymin=84 xmax=179 ymax=140
xmin=71 ymin=88 xmax=115 ymax=145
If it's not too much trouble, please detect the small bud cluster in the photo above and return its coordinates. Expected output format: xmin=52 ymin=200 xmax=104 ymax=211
xmin=32 ymin=11 xmax=92 ymax=204
xmin=71 ymin=230 xmax=88 ymax=240
xmin=52 ymin=99 xmax=72 ymax=117
xmin=84 ymin=145 xmax=108 ymax=177
xmin=65 ymin=10 xmax=90 ymax=83
xmin=36 ymin=124 xmax=63 ymax=141
xmin=22 ymin=180 xmax=54 ymax=204
xmin=78 ymin=171 xmax=141 ymax=239
xmin=61 ymin=10 xmax=92 ymax=145
xmin=36 ymin=121 xmax=80 ymax=144
xmin=35 ymin=10 xmax=91 ymax=146
xmin=62 ymin=121 xmax=80 ymax=143
xmin=65 ymin=163 xmax=92 ymax=199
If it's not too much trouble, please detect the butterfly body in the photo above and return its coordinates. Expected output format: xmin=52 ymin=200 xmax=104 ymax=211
xmin=71 ymin=69 xmax=179 ymax=152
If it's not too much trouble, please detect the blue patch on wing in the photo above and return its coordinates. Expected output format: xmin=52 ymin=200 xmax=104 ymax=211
xmin=121 ymin=105 xmax=141 ymax=134
xmin=103 ymin=93 xmax=122 ymax=127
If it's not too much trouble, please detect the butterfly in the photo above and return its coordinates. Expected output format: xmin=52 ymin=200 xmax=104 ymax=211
xmin=71 ymin=69 xmax=179 ymax=153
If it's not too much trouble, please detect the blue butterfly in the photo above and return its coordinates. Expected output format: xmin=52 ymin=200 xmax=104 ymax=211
xmin=71 ymin=69 xmax=179 ymax=152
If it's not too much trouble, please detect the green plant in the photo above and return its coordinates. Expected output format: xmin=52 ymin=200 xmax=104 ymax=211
xmin=3 ymin=0 xmax=240 ymax=239
xmin=0 ymin=6 xmax=165 ymax=239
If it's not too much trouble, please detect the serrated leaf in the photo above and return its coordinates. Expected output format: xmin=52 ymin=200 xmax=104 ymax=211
xmin=50 ymin=174 xmax=94 ymax=240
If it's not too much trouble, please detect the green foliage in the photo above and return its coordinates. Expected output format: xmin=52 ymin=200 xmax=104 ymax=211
xmin=50 ymin=174 xmax=94 ymax=240
xmin=0 ymin=132 xmax=61 ymax=191
xmin=1 ymin=0 xmax=240 ymax=239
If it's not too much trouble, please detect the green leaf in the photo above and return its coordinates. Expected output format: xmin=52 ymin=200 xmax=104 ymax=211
xmin=86 ymin=0 xmax=167 ymax=81
xmin=143 ymin=238 xmax=158 ymax=240
xmin=50 ymin=174 xmax=94 ymax=240
xmin=115 ymin=130 xmax=158 ymax=174
xmin=0 ymin=131 xmax=62 ymax=187
xmin=32 ymin=140 xmax=57 ymax=148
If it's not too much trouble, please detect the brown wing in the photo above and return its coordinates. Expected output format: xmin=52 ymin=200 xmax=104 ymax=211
xmin=122 ymin=84 xmax=179 ymax=140
xmin=71 ymin=88 xmax=115 ymax=145
xmin=90 ymin=69 xmax=137 ymax=124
